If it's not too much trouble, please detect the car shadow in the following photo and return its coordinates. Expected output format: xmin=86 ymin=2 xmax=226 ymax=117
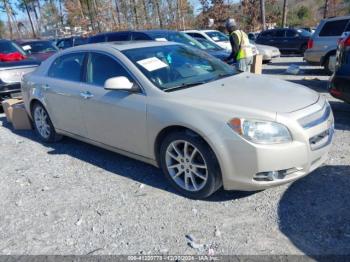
xmin=278 ymin=165 xmax=350 ymax=255
xmin=0 ymin=115 xmax=255 ymax=202
xmin=330 ymin=101 xmax=350 ymax=131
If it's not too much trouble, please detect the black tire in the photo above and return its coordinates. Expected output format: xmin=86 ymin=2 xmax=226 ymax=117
xmin=31 ymin=102 xmax=62 ymax=143
xmin=159 ymin=131 xmax=222 ymax=199
xmin=300 ymin=44 xmax=307 ymax=55
xmin=323 ymin=56 xmax=332 ymax=75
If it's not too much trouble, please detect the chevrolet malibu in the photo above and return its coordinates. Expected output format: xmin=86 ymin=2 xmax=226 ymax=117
xmin=21 ymin=42 xmax=334 ymax=199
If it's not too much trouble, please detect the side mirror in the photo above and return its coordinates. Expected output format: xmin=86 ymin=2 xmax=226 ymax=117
xmin=104 ymin=76 xmax=139 ymax=92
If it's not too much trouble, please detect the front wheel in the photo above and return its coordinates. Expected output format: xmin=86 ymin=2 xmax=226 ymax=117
xmin=32 ymin=103 xmax=62 ymax=143
xmin=159 ymin=131 xmax=222 ymax=199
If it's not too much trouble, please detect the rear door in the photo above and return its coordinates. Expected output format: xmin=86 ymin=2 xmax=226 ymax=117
xmin=271 ymin=29 xmax=286 ymax=50
xmin=285 ymin=29 xmax=302 ymax=51
xmin=43 ymin=52 xmax=88 ymax=137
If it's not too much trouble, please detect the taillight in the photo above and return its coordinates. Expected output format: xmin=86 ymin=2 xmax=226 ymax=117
xmin=343 ymin=36 xmax=350 ymax=47
xmin=307 ymin=39 xmax=313 ymax=49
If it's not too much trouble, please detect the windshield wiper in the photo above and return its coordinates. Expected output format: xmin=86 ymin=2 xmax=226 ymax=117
xmin=164 ymin=81 xmax=207 ymax=92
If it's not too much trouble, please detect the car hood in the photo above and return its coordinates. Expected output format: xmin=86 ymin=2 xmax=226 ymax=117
xmin=170 ymin=73 xmax=319 ymax=114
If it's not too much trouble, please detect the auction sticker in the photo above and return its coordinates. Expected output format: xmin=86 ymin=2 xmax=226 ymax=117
xmin=137 ymin=57 xmax=168 ymax=71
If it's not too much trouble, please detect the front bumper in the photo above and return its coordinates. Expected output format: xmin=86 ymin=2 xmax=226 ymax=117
xmin=209 ymin=98 xmax=333 ymax=191
xmin=0 ymin=82 xmax=21 ymax=101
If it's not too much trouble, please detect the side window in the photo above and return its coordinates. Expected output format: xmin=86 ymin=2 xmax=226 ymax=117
xmin=319 ymin=19 xmax=349 ymax=36
xmin=89 ymin=35 xmax=105 ymax=43
xmin=107 ymin=32 xmax=130 ymax=41
xmin=286 ymin=29 xmax=298 ymax=37
xmin=259 ymin=30 xmax=274 ymax=38
xmin=188 ymin=33 xmax=205 ymax=39
xmin=48 ymin=53 xmax=85 ymax=82
xmin=56 ymin=40 xmax=64 ymax=49
xmin=274 ymin=30 xmax=285 ymax=37
xmin=132 ymin=32 xmax=151 ymax=40
xmin=86 ymin=52 xmax=133 ymax=86
xmin=63 ymin=39 xmax=72 ymax=48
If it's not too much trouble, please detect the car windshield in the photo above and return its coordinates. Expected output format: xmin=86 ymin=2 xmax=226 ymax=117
xmin=205 ymin=31 xmax=229 ymax=42
xmin=123 ymin=44 xmax=237 ymax=91
xmin=297 ymin=29 xmax=312 ymax=37
xmin=0 ymin=41 xmax=26 ymax=55
xmin=148 ymin=31 xmax=207 ymax=50
xmin=23 ymin=41 xmax=58 ymax=53
xmin=195 ymin=38 xmax=223 ymax=51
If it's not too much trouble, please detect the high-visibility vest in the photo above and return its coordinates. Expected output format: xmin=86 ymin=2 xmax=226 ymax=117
xmin=231 ymin=30 xmax=253 ymax=60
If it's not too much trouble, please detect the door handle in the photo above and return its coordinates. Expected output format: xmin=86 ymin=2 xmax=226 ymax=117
xmin=80 ymin=91 xmax=94 ymax=99
xmin=42 ymin=84 xmax=50 ymax=90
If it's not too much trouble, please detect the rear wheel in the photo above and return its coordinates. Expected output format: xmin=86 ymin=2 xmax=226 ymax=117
xmin=159 ymin=131 xmax=222 ymax=199
xmin=32 ymin=103 xmax=62 ymax=143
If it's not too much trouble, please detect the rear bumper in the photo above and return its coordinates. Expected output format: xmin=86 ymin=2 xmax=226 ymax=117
xmin=304 ymin=49 xmax=323 ymax=65
xmin=0 ymin=82 xmax=21 ymax=101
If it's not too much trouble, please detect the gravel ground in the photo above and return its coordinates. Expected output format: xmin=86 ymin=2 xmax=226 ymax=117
xmin=0 ymin=56 xmax=349 ymax=256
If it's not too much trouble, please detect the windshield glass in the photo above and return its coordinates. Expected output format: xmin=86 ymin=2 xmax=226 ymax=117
xmin=205 ymin=31 xmax=229 ymax=42
xmin=23 ymin=41 xmax=58 ymax=53
xmin=123 ymin=45 xmax=237 ymax=91
xmin=0 ymin=41 xmax=26 ymax=55
xmin=148 ymin=31 xmax=206 ymax=50
xmin=297 ymin=29 xmax=312 ymax=37
xmin=195 ymin=38 xmax=223 ymax=50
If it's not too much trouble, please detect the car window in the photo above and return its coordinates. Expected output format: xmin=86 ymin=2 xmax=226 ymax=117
xmin=286 ymin=29 xmax=298 ymax=37
xmin=259 ymin=30 xmax=274 ymax=38
xmin=74 ymin=37 xmax=88 ymax=46
xmin=107 ymin=32 xmax=130 ymax=41
xmin=187 ymin=33 xmax=206 ymax=39
xmin=274 ymin=30 xmax=285 ymax=37
xmin=132 ymin=32 xmax=151 ymax=40
xmin=205 ymin=31 xmax=229 ymax=42
xmin=48 ymin=52 xmax=85 ymax=81
xmin=123 ymin=44 xmax=237 ymax=91
xmin=0 ymin=41 xmax=26 ymax=55
xmin=88 ymin=35 xmax=105 ymax=43
xmin=345 ymin=21 xmax=350 ymax=32
xmin=23 ymin=41 xmax=58 ymax=53
xmin=319 ymin=19 xmax=349 ymax=36
xmin=86 ymin=52 xmax=132 ymax=86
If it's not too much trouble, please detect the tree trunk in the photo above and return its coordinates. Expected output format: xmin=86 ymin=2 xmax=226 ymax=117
xmin=3 ymin=0 xmax=13 ymax=39
xmin=153 ymin=0 xmax=163 ymax=28
xmin=114 ymin=0 xmax=121 ymax=25
xmin=23 ymin=0 xmax=36 ymax=38
xmin=281 ymin=0 xmax=288 ymax=28
xmin=142 ymin=0 xmax=149 ymax=28
xmin=324 ymin=0 xmax=329 ymax=18
xmin=131 ymin=0 xmax=139 ymax=29
xmin=260 ymin=0 xmax=266 ymax=30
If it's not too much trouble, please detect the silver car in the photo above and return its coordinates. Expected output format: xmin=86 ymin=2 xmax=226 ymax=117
xmin=304 ymin=15 xmax=350 ymax=73
xmin=21 ymin=42 xmax=334 ymax=199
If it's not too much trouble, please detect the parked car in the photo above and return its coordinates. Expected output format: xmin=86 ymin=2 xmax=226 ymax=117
xmin=0 ymin=39 xmax=40 ymax=102
xmin=329 ymin=34 xmax=350 ymax=103
xmin=192 ymin=37 xmax=232 ymax=63
xmin=22 ymin=42 xmax=334 ymax=199
xmin=16 ymin=40 xmax=58 ymax=61
xmin=184 ymin=29 xmax=280 ymax=63
xmin=56 ymin=36 xmax=88 ymax=49
xmin=304 ymin=15 xmax=350 ymax=74
xmin=88 ymin=30 xmax=230 ymax=62
xmin=256 ymin=28 xmax=311 ymax=54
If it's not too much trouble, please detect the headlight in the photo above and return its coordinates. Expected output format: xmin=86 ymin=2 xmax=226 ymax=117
xmin=228 ymin=118 xmax=292 ymax=144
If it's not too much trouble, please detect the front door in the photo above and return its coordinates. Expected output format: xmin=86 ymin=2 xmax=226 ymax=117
xmin=80 ymin=52 xmax=149 ymax=157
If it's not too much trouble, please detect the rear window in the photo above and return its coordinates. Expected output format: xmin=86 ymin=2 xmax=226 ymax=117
xmin=88 ymin=35 xmax=105 ymax=43
xmin=319 ymin=19 xmax=349 ymax=36
xmin=107 ymin=32 xmax=130 ymax=41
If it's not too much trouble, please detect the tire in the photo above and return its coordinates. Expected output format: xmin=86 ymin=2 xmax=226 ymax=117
xmin=159 ymin=131 xmax=222 ymax=199
xmin=31 ymin=102 xmax=62 ymax=143
xmin=300 ymin=44 xmax=307 ymax=55
xmin=323 ymin=56 xmax=332 ymax=75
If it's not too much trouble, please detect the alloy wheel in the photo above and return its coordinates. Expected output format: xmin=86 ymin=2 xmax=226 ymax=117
xmin=165 ymin=140 xmax=208 ymax=192
xmin=34 ymin=106 xmax=51 ymax=139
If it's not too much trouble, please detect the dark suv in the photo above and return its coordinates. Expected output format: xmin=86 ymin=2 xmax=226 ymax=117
xmin=255 ymin=28 xmax=311 ymax=53
xmin=329 ymin=35 xmax=350 ymax=103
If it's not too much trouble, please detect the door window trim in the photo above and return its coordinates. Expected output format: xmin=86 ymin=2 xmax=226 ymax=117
xmin=82 ymin=50 xmax=145 ymax=94
xmin=47 ymin=51 xmax=87 ymax=83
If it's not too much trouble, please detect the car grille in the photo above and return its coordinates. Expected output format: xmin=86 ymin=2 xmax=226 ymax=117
xmin=298 ymin=102 xmax=331 ymax=129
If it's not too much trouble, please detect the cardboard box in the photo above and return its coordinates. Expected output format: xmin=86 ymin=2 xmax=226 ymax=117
xmin=10 ymin=103 xmax=32 ymax=130
xmin=1 ymin=98 xmax=23 ymax=123
xmin=251 ymin=54 xmax=263 ymax=74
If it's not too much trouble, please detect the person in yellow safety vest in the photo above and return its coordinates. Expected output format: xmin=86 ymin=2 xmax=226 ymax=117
xmin=224 ymin=18 xmax=253 ymax=72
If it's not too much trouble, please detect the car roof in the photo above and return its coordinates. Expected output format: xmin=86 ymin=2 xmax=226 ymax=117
xmin=322 ymin=15 xmax=350 ymax=22
xmin=65 ymin=41 xmax=180 ymax=52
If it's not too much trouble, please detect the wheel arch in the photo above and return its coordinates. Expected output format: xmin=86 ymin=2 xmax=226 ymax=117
xmin=321 ymin=49 xmax=336 ymax=66
xmin=153 ymin=125 xmax=222 ymax=174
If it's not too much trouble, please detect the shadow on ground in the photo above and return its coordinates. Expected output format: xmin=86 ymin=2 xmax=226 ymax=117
xmin=330 ymin=101 xmax=350 ymax=131
xmin=0 ymin=115 xmax=255 ymax=202
xmin=278 ymin=165 xmax=350 ymax=255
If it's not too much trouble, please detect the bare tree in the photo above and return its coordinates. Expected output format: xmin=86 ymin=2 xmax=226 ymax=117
xmin=324 ymin=0 xmax=329 ymax=18
xmin=281 ymin=0 xmax=288 ymax=27
xmin=260 ymin=0 xmax=266 ymax=30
